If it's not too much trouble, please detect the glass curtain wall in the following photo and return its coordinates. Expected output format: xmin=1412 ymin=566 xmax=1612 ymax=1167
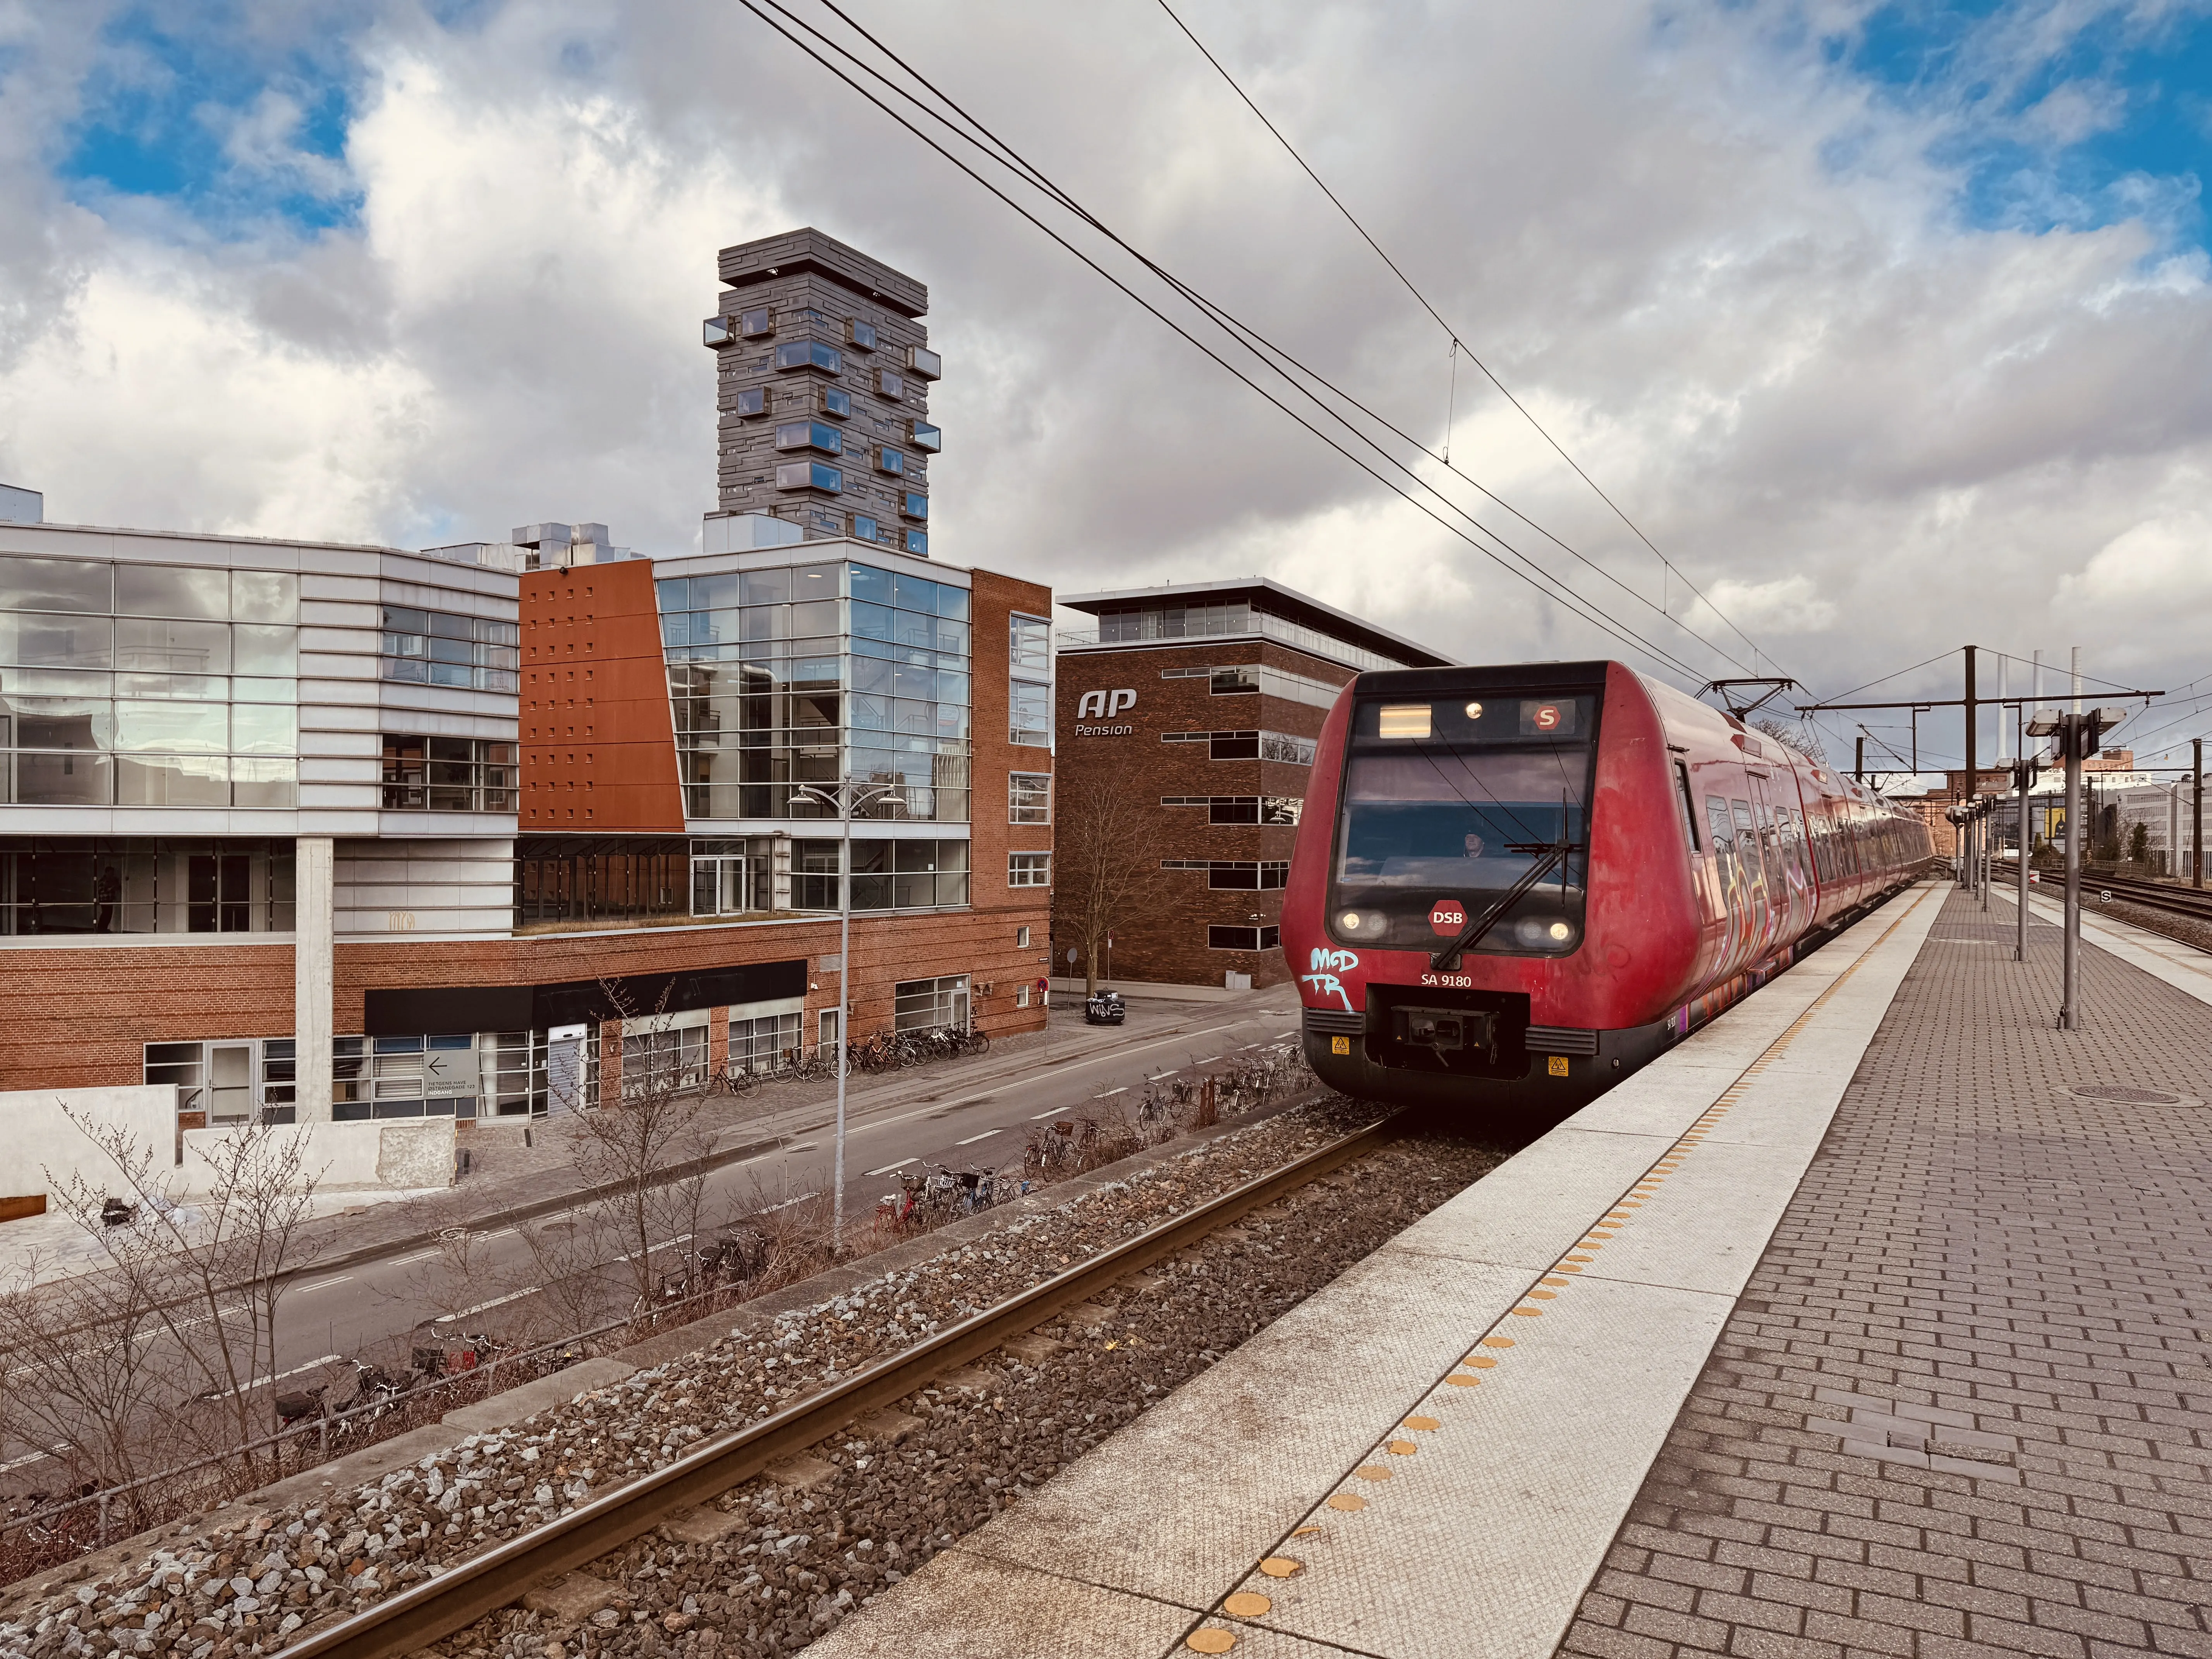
xmin=658 ymin=561 xmax=971 ymax=823
xmin=0 ymin=556 xmax=299 ymax=807
xmin=0 ymin=837 xmax=296 ymax=934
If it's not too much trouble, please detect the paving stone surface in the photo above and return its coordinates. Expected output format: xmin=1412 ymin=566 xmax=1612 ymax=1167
xmin=1557 ymin=888 xmax=2212 ymax=1659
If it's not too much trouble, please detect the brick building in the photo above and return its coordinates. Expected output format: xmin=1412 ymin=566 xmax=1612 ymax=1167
xmin=1051 ymin=579 xmax=1446 ymax=990
xmin=702 ymin=229 xmax=941 ymax=555
xmin=0 ymin=230 xmax=1054 ymax=1130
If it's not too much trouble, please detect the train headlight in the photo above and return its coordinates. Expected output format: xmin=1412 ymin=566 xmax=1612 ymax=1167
xmin=1464 ymin=701 xmax=1484 ymax=719
xmin=1548 ymin=921 xmax=1572 ymax=942
xmin=1340 ymin=911 xmax=1363 ymax=931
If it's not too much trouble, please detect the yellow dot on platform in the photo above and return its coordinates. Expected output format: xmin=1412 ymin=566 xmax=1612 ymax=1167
xmin=1510 ymin=1306 xmax=1544 ymax=1316
xmin=1388 ymin=1439 xmax=1417 ymax=1456
xmin=1224 ymin=1593 xmax=1273 ymax=1619
xmin=1404 ymin=1415 xmax=1440 ymax=1431
xmin=1355 ymin=1465 xmax=1393 ymax=1482
xmin=1464 ymin=1354 xmax=1499 ymax=1367
xmin=1446 ymin=1374 xmax=1480 ymax=1387
xmin=1527 ymin=1289 xmax=1557 ymax=1300
xmin=1258 ymin=1558 xmax=1302 ymax=1579
xmin=1542 ymin=1277 xmax=1570 ymax=1286
xmin=1187 ymin=1630 xmax=1237 ymax=1654
xmin=1482 ymin=1335 xmax=1516 ymax=1348
xmin=1327 ymin=1494 xmax=1366 ymax=1512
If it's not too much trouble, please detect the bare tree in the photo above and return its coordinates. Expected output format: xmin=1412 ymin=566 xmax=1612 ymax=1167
xmin=1053 ymin=773 xmax=1170 ymax=997
xmin=0 ymin=1111 xmax=323 ymax=1510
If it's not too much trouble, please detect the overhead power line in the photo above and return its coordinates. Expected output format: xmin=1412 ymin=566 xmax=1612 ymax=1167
xmin=1148 ymin=0 xmax=1779 ymax=684
xmin=749 ymin=0 xmax=1753 ymax=687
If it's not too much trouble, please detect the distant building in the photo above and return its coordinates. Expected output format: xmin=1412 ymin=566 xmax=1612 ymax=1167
xmin=701 ymin=229 xmax=941 ymax=556
xmin=1051 ymin=579 xmax=1448 ymax=990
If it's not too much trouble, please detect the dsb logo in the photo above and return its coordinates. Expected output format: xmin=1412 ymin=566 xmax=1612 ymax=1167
xmin=1429 ymin=900 xmax=1467 ymax=936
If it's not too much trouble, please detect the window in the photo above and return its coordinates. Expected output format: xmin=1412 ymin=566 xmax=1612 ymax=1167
xmin=1675 ymin=762 xmax=1700 ymax=852
xmin=893 ymin=973 xmax=970 ymax=1032
xmin=1207 ymin=925 xmax=1280 ymax=951
xmin=775 ymin=420 xmax=842 ymax=454
xmin=792 ymin=839 xmax=840 ymax=909
xmin=734 ymin=386 xmax=767 ymax=418
xmin=381 ymin=734 xmax=517 ymax=812
xmin=740 ymin=307 xmax=773 ymax=337
xmin=851 ymin=513 xmax=880 ymax=542
xmin=1010 ymin=615 xmax=1050 ymax=675
xmin=847 ymin=319 xmax=878 ymax=351
xmin=822 ymin=386 xmax=852 ymax=419
xmin=775 ymin=340 xmax=841 ymax=374
xmin=1010 ymin=681 xmax=1052 ymax=747
xmin=2 ymin=838 xmax=296 ymax=936
xmin=1159 ymin=663 xmax=1344 ymax=709
xmin=1161 ymin=795 xmax=1302 ymax=825
xmin=1016 ymin=924 xmax=1032 ymax=948
xmin=1209 ymin=666 xmax=1257 ymax=695
xmin=911 ymin=420 xmax=942 ymax=453
xmin=730 ymin=1010 xmax=803 ymax=1075
xmin=905 ymin=530 xmax=929 ymax=556
xmin=902 ymin=491 xmax=928 ymax=521
xmin=1016 ymin=984 xmax=1031 ymax=1008
xmin=1705 ymin=796 xmax=1734 ymax=855
xmin=907 ymin=345 xmax=943 ymax=380
xmin=878 ymin=368 xmax=905 ymax=399
xmin=702 ymin=316 xmax=735 ymax=347
xmin=1009 ymin=772 xmax=1052 ymax=823
xmin=620 ymin=1025 xmax=708 ymax=1099
xmin=850 ymin=838 xmax=969 ymax=910
xmin=381 ymin=605 xmax=519 ymax=692
xmin=878 ymin=448 xmax=904 ymax=476
xmin=691 ymin=853 xmax=747 ymax=915
xmin=774 ymin=460 xmax=842 ymax=493
xmin=1010 ymin=852 xmax=1051 ymax=888
xmin=1163 ymin=859 xmax=1289 ymax=890
xmin=1161 ymin=728 xmax=1311 ymax=761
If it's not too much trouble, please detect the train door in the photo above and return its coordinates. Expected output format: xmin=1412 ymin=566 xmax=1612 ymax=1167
xmin=1729 ymin=797 xmax=1774 ymax=963
xmin=1760 ymin=774 xmax=1814 ymax=942
xmin=1703 ymin=793 xmax=1753 ymax=981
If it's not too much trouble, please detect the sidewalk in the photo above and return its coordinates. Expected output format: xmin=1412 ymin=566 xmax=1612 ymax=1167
xmin=1558 ymin=886 xmax=2212 ymax=1659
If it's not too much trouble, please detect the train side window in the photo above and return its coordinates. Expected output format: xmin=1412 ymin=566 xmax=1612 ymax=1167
xmin=1705 ymin=795 xmax=1734 ymax=854
xmin=1675 ymin=762 xmax=1700 ymax=852
xmin=1732 ymin=800 xmax=1765 ymax=884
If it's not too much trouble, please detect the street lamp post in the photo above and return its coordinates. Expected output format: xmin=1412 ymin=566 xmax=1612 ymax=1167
xmin=793 ymin=778 xmax=898 ymax=1247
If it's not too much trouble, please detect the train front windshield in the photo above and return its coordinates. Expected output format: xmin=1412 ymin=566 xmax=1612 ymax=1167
xmin=1329 ymin=692 xmax=1598 ymax=956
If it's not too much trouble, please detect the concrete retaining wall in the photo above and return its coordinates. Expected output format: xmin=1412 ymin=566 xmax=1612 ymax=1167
xmin=0 ymin=1085 xmax=180 ymax=1212
xmin=177 ymin=1118 xmax=456 ymax=1197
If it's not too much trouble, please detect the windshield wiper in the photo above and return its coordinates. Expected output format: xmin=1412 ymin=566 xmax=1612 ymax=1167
xmin=1430 ymin=834 xmax=1578 ymax=972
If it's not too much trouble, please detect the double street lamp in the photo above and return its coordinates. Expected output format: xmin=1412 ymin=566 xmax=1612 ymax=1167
xmin=791 ymin=778 xmax=901 ymax=1243
xmin=2024 ymin=706 xmax=2129 ymax=1032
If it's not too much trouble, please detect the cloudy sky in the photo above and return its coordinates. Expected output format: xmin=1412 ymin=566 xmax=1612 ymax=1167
xmin=3 ymin=0 xmax=2211 ymax=775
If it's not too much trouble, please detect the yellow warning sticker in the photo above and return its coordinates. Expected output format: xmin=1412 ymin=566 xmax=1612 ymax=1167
xmin=1331 ymin=1035 xmax=1351 ymax=1055
xmin=1547 ymin=1055 xmax=1570 ymax=1077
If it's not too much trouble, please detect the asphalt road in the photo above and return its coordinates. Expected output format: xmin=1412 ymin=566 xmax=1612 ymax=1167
xmin=1 ymin=986 xmax=1307 ymax=1498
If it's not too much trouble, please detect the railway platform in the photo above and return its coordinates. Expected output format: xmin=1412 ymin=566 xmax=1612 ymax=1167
xmin=805 ymin=879 xmax=2212 ymax=1658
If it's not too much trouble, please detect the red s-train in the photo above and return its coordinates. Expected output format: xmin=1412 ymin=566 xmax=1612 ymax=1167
xmin=1282 ymin=660 xmax=1932 ymax=1108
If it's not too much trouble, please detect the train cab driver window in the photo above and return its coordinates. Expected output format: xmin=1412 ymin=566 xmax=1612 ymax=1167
xmin=1675 ymin=762 xmax=1699 ymax=852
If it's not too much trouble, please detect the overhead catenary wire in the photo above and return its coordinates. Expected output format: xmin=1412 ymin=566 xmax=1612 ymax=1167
xmin=1147 ymin=0 xmax=1778 ymax=682
xmin=742 ymin=0 xmax=1728 ymax=686
xmin=778 ymin=0 xmax=1763 ymax=686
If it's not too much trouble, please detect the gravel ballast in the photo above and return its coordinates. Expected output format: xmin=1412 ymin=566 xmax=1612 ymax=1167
xmin=1 ymin=1099 xmax=1508 ymax=1659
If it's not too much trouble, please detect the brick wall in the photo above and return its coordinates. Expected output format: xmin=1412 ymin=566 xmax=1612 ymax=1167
xmin=0 ymin=898 xmax=1050 ymax=1093
xmin=967 ymin=568 xmax=1057 ymax=1008
xmin=1051 ymin=639 xmax=1353 ymax=988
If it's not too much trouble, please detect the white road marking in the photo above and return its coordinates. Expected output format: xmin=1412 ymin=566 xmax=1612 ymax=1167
xmin=1198 ymin=1056 xmax=1222 ymax=1063
xmin=1030 ymin=1106 xmax=1071 ymax=1120
xmin=199 ymin=1353 xmax=344 ymax=1401
xmin=1092 ymin=1088 xmax=1127 ymax=1098
xmin=296 ymin=1275 xmax=354 ymax=1292
xmin=954 ymin=1129 xmax=1002 ymax=1145
xmin=1146 ymin=1071 xmax=1176 ymax=1081
xmin=434 ymin=1290 xmax=537 ymax=1324
xmin=0 ymin=1446 xmax=63 ymax=1473
xmin=864 ymin=1159 xmax=916 ymax=1176
xmin=759 ymin=1192 xmax=821 ymax=1213
xmin=388 ymin=1249 xmax=440 ymax=1267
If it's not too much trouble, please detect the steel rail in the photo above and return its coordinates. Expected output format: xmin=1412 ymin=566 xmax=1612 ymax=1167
xmin=2076 ymin=869 xmax=2212 ymax=924
xmin=280 ymin=1108 xmax=1407 ymax=1659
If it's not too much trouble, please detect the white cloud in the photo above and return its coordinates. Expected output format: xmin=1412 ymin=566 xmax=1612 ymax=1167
xmin=1698 ymin=574 xmax=1839 ymax=635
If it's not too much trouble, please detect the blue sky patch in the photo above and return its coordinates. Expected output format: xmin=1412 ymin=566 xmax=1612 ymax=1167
xmin=59 ymin=4 xmax=363 ymax=235
xmin=1842 ymin=0 xmax=2212 ymax=244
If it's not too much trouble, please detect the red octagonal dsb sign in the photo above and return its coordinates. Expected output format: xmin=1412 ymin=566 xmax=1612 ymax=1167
xmin=1429 ymin=899 xmax=1468 ymax=936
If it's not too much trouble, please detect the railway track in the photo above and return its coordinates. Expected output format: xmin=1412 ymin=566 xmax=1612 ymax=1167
xmin=2080 ymin=868 xmax=2212 ymax=927
xmin=281 ymin=1108 xmax=1410 ymax=1659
